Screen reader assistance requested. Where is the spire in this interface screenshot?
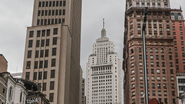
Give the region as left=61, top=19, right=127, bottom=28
left=101, top=18, right=106, bottom=37
left=180, top=5, right=182, bottom=10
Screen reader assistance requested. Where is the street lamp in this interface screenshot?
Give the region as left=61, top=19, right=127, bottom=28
left=142, top=7, right=149, bottom=104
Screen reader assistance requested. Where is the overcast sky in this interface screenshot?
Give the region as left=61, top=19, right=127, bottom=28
left=0, top=0, right=185, bottom=78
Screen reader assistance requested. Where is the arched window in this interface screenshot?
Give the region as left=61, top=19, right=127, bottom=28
left=8, top=87, right=13, bottom=101
left=131, top=49, right=134, bottom=54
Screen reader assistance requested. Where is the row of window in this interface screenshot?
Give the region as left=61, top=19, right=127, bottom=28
left=28, top=38, right=57, bottom=48
left=131, top=55, right=172, bottom=60
left=132, top=91, right=175, bottom=97
left=131, top=62, right=173, bottom=67
left=173, top=26, right=183, bottom=31
left=38, top=81, right=55, bottom=91
left=131, top=76, right=175, bottom=82
left=133, top=83, right=175, bottom=89
left=27, top=48, right=57, bottom=59
left=131, top=69, right=174, bottom=74
left=38, top=1, right=66, bottom=7
left=26, top=59, right=56, bottom=69
left=29, top=28, right=58, bottom=38
left=38, top=9, right=65, bottom=16
left=174, top=41, right=184, bottom=45
left=132, top=98, right=175, bottom=103
left=131, top=48, right=171, bottom=54
left=37, top=18, right=65, bottom=26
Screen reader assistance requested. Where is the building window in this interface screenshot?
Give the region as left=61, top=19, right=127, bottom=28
left=174, top=41, right=176, bottom=45
left=28, top=40, right=33, bottom=48
left=40, top=50, right=44, bottom=57
left=176, top=59, right=179, bottom=64
left=182, top=41, right=184, bottom=45
left=43, top=71, right=47, bottom=79
left=34, top=61, right=38, bottom=69
left=51, top=59, right=56, bottom=67
left=26, top=61, right=31, bottom=69
left=25, top=72, right=30, bottom=80
left=27, top=50, right=32, bottom=58
left=49, top=93, right=54, bottom=102
left=45, top=49, right=49, bottom=57
left=53, top=37, right=57, bottom=45
left=171, top=69, right=173, bottom=74
left=46, top=39, right=50, bottom=46
left=47, top=29, right=50, bottom=36
left=33, top=72, right=37, bottom=80
left=51, top=70, right=55, bottom=78
left=36, top=40, right=40, bottom=47
left=39, top=61, right=43, bottom=68
left=41, top=39, right=45, bottom=47
left=8, top=87, right=13, bottom=101
left=50, top=81, right=55, bottom=90
left=37, top=30, right=41, bottom=37
left=44, top=60, right=48, bottom=68
left=63, top=9, right=65, bottom=15
left=35, top=50, right=39, bottom=58
left=52, top=48, right=57, bottom=56
left=38, top=72, right=42, bottom=80
left=29, top=31, right=34, bottom=37
left=53, top=28, right=58, bottom=35
left=43, top=83, right=47, bottom=91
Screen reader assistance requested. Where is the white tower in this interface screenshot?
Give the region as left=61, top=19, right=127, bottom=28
left=86, top=19, right=122, bottom=104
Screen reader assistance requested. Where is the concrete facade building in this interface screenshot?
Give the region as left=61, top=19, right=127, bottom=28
left=86, top=24, right=122, bottom=104
left=171, top=9, right=185, bottom=104
left=123, top=0, right=178, bottom=104
left=0, top=54, right=7, bottom=73
left=22, top=0, right=82, bottom=104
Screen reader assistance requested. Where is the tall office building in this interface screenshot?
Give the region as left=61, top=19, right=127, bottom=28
left=22, top=0, right=82, bottom=104
left=171, top=9, right=185, bottom=104
left=123, top=0, right=178, bottom=104
left=86, top=22, right=122, bottom=104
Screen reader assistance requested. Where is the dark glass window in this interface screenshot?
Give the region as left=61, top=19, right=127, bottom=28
left=44, top=19, right=47, bottom=25
left=37, top=19, right=40, bottom=25
left=49, top=93, right=54, bottom=102
left=46, top=39, right=50, bottom=46
left=55, top=19, right=58, bottom=24
left=53, top=1, right=55, bottom=6
left=169, top=55, right=172, bottom=60
left=42, top=10, right=44, bottom=16
left=47, top=29, right=50, bottom=36
left=36, top=40, right=40, bottom=47
left=49, top=1, right=52, bottom=7
left=50, top=81, right=55, bottom=90
left=51, top=59, right=56, bottom=67
left=56, top=1, right=59, bottom=6
left=44, top=60, right=48, bottom=68
left=34, top=61, right=38, bottom=69
left=183, top=53, right=185, bottom=57
left=41, top=39, right=45, bottom=47
left=44, top=71, right=47, bottom=79
left=52, top=10, right=55, bottom=15
left=35, top=50, right=39, bottom=58
left=42, top=1, right=45, bottom=7
left=43, top=83, right=47, bottom=91
left=63, top=1, right=66, bottom=6
left=53, top=28, right=58, bottom=35
left=39, top=2, right=41, bottom=7
left=38, top=72, right=42, bottom=80
left=29, top=31, right=34, bottom=37
left=37, top=30, right=41, bottom=37
left=171, top=69, right=173, bottom=74
left=33, top=72, right=37, bottom=80
left=182, top=41, right=184, bottom=45
left=51, top=70, right=55, bottom=78
left=45, top=49, right=49, bottom=57
left=42, top=30, right=45, bottom=37
left=60, top=1, right=62, bottom=6
left=52, top=19, right=54, bottom=24
left=27, top=50, right=32, bottom=58
left=53, top=37, right=57, bottom=45
left=63, top=9, right=65, bottom=15
left=59, top=10, right=62, bottom=15
left=39, top=61, right=43, bottom=68
left=175, top=53, right=178, bottom=57
left=26, top=61, right=31, bottom=69
left=49, top=10, right=51, bottom=15
left=25, top=72, right=30, bottom=80
left=56, top=10, right=58, bottom=15
left=48, top=19, right=50, bottom=24
left=28, top=40, right=33, bottom=48
left=40, top=50, right=44, bottom=57
left=62, top=18, right=65, bottom=23
left=176, top=65, right=179, bottom=70
left=52, top=48, right=57, bottom=56
left=46, top=1, right=48, bottom=7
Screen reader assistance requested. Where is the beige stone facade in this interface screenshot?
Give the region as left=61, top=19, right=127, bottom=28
left=0, top=54, right=7, bottom=73
left=22, top=0, right=82, bottom=104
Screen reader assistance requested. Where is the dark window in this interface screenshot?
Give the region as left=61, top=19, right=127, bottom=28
left=29, top=31, right=34, bottom=37
left=181, top=37, right=183, bottom=40
left=45, top=49, right=49, bottom=57
left=50, top=81, right=55, bottom=90
left=49, top=10, right=51, bottom=15
left=165, top=98, right=167, bottom=103
left=156, top=55, right=159, bottom=60
left=41, top=39, right=45, bottom=47
left=56, top=10, right=58, bottom=15
left=169, top=55, right=172, bottom=60
left=162, top=62, right=165, bottom=67
left=33, top=72, right=37, bottom=80
left=59, top=10, right=62, bottom=15
left=27, top=50, right=32, bottom=58
left=39, top=61, right=43, bottom=68
left=47, top=29, right=50, bottom=36
left=170, top=62, right=173, bottom=67
left=44, top=71, right=47, bottom=79
left=183, top=53, right=185, bottom=57
left=63, top=9, right=65, bottom=15
left=60, top=1, right=62, bottom=6
left=175, top=53, right=178, bottom=57
left=28, top=40, right=33, bottom=48
left=34, top=61, right=38, bottom=69
left=174, top=41, right=176, bottom=45
left=46, top=1, right=48, bottom=7
left=36, top=40, right=40, bottom=47
left=44, top=60, right=48, bottom=68
left=173, top=98, right=176, bottom=103
left=44, top=19, right=47, bottom=25
left=43, top=83, right=47, bottom=91
left=48, top=19, right=50, bottom=24
left=25, top=72, right=30, bottom=80
left=151, top=69, right=154, bottom=74
left=40, top=50, right=44, bottom=57
left=62, top=18, right=65, bottom=23
left=162, top=69, right=165, bottom=74
left=55, top=19, right=58, bottom=24
left=172, top=91, right=175, bottom=96
left=41, top=19, right=43, bottom=25
left=38, top=72, right=42, bottom=80
left=37, top=19, right=40, bottom=25
left=182, top=47, right=185, bottom=51
left=37, top=30, right=41, bottom=37
left=46, top=39, right=50, bottom=46
left=180, top=27, right=182, bottom=31
left=156, top=62, right=159, bottom=67
left=42, top=10, right=44, bottom=16
left=35, top=50, right=39, bottom=58
left=52, top=48, right=57, bottom=56
left=176, top=65, right=179, bottom=70
left=52, top=10, right=55, bottom=15
left=139, top=55, right=142, bottom=59
left=42, top=30, right=45, bottom=37
left=39, top=2, right=42, bottom=7
left=49, top=1, right=52, bottom=7
left=182, top=41, right=184, bottom=45
left=51, top=70, right=55, bottom=78
left=171, top=69, right=173, bottom=74
left=53, top=28, right=58, bottom=35
left=173, top=32, right=176, bottom=35
left=184, top=66, right=185, bottom=70
left=26, top=61, right=31, bottom=69
left=63, top=1, right=66, bottom=6
left=56, top=1, right=59, bottom=6
left=52, top=19, right=54, bottom=24
left=53, top=37, right=57, bottom=45
left=3, top=88, right=5, bottom=94
left=161, top=55, right=164, bottom=60
left=42, top=1, right=45, bottom=7
left=59, top=19, right=61, bottom=23
left=51, top=59, right=56, bottom=67
left=174, top=36, right=176, bottom=39
left=49, top=93, right=54, bottom=102
left=53, top=1, right=55, bottom=6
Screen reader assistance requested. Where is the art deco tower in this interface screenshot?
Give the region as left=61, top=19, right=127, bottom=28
left=22, top=0, right=82, bottom=104
left=86, top=21, right=122, bottom=104
left=123, top=0, right=178, bottom=104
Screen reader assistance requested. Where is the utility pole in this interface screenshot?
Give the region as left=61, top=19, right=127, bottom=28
left=142, top=7, right=149, bottom=104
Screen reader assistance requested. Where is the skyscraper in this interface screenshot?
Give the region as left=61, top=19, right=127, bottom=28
left=22, top=0, right=82, bottom=104
left=86, top=20, right=122, bottom=104
left=171, top=9, right=185, bottom=104
left=123, top=0, right=178, bottom=103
